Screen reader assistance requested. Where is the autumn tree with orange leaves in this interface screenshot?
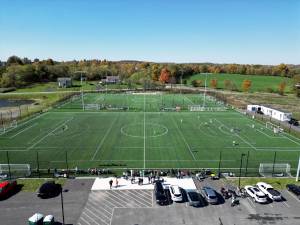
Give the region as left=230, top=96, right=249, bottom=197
left=278, top=81, right=286, bottom=95
left=242, top=79, right=252, bottom=92
left=159, top=68, right=170, bottom=83
left=210, top=79, right=218, bottom=89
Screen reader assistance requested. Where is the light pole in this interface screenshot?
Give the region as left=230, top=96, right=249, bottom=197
left=75, top=71, right=86, bottom=86
left=60, top=188, right=65, bottom=225
left=202, top=73, right=208, bottom=108
left=238, top=153, right=246, bottom=190
left=218, top=150, right=222, bottom=177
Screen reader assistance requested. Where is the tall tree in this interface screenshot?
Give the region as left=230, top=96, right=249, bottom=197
left=242, top=79, right=252, bottom=92
left=210, top=79, right=218, bottom=88
left=278, top=81, right=286, bottom=95
left=159, top=68, right=170, bottom=83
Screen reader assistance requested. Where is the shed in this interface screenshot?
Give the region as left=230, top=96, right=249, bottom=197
left=58, top=77, right=72, bottom=88
left=101, top=76, right=120, bottom=84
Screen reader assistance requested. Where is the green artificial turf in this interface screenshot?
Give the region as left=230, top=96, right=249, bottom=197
left=0, top=93, right=299, bottom=175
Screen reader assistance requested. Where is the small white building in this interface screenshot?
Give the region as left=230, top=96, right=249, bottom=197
left=247, top=105, right=292, bottom=122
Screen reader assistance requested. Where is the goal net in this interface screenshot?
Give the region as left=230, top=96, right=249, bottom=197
left=259, top=163, right=291, bottom=177
left=0, top=164, right=31, bottom=178
left=266, top=122, right=283, bottom=134
left=85, top=104, right=100, bottom=110
left=188, top=105, right=227, bottom=112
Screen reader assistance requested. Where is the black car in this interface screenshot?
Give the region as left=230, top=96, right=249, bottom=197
left=37, top=181, right=62, bottom=198
left=288, top=118, right=299, bottom=126
left=286, top=184, right=300, bottom=198
left=154, top=181, right=168, bottom=205
left=186, top=191, right=202, bottom=207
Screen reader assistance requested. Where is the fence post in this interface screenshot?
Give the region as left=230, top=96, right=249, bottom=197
left=36, top=151, right=40, bottom=178
left=218, top=150, right=222, bottom=177
left=6, top=151, right=11, bottom=180
left=65, top=151, right=69, bottom=172
left=272, top=151, right=277, bottom=176
left=245, top=151, right=250, bottom=177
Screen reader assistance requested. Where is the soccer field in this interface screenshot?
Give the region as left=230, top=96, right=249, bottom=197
left=0, top=93, right=300, bottom=175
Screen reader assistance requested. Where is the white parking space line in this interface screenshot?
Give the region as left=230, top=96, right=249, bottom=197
left=105, top=191, right=136, bottom=207
left=128, top=190, right=153, bottom=206
left=282, top=201, right=290, bottom=208
left=85, top=207, right=108, bottom=224
left=82, top=211, right=101, bottom=225
left=116, top=190, right=151, bottom=207
left=78, top=216, right=92, bottom=225
left=88, top=200, right=113, bottom=216
left=90, top=194, right=117, bottom=209
left=101, top=192, right=128, bottom=207
left=85, top=202, right=112, bottom=220
left=286, top=191, right=300, bottom=203
left=247, top=197, right=256, bottom=208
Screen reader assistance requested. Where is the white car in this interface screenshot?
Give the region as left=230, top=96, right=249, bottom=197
left=245, top=185, right=268, bottom=203
left=257, top=182, right=282, bottom=201
left=169, top=185, right=183, bottom=202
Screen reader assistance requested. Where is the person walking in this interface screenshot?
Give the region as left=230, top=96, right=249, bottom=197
left=109, top=179, right=113, bottom=189
left=115, top=178, right=119, bottom=188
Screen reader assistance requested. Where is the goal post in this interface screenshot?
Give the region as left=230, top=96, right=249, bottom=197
left=84, top=104, right=100, bottom=110
left=265, top=122, right=283, bottom=134
left=259, top=163, right=291, bottom=177
left=0, top=164, right=31, bottom=178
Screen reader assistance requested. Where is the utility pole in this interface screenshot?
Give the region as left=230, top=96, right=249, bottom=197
left=296, top=155, right=300, bottom=182
left=238, top=153, right=246, bottom=190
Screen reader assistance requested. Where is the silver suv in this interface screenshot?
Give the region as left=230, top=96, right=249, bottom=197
left=201, top=186, right=218, bottom=204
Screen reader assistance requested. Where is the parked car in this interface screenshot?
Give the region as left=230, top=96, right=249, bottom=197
left=28, top=213, right=44, bottom=225
left=37, top=181, right=62, bottom=198
left=0, top=180, right=17, bottom=198
left=43, top=215, right=55, bottom=225
left=169, top=185, right=183, bottom=202
left=201, top=186, right=218, bottom=204
left=289, top=118, right=299, bottom=126
left=245, top=185, right=268, bottom=203
left=154, top=181, right=168, bottom=205
left=186, top=191, right=202, bottom=207
left=286, top=184, right=300, bottom=199
left=257, top=182, right=282, bottom=201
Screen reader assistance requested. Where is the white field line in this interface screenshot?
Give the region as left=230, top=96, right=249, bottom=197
left=214, top=118, right=258, bottom=151
left=283, top=135, right=300, bottom=146
left=171, top=116, right=196, bottom=160
left=183, top=95, right=195, bottom=104
left=9, top=123, right=38, bottom=139
left=91, top=116, right=118, bottom=161
left=144, top=93, right=146, bottom=169
left=26, top=117, right=74, bottom=150
left=0, top=112, right=48, bottom=136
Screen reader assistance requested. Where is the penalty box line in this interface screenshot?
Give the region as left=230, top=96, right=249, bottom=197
left=26, top=117, right=74, bottom=150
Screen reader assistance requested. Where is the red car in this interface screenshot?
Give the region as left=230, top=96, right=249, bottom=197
left=0, top=180, right=17, bottom=198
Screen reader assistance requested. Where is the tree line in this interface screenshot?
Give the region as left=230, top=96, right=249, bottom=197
left=0, top=56, right=299, bottom=94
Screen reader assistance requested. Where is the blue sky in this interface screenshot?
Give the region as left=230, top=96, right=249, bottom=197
left=0, top=0, right=299, bottom=64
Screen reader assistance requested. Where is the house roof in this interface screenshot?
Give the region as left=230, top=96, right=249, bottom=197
left=57, top=77, right=72, bottom=81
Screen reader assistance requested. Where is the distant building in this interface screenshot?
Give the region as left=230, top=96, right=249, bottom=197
left=101, top=76, right=120, bottom=84
left=58, top=77, right=72, bottom=88
left=247, top=105, right=292, bottom=122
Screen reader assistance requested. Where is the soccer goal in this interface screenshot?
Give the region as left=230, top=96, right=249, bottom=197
left=0, top=164, right=31, bottom=178
left=85, top=104, right=100, bottom=110
left=189, top=105, right=204, bottom=111
left=259, top=163, right=291, bottom=177
left=266, top=122, right=283, bottom=134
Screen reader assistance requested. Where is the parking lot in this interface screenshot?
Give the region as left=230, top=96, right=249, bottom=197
left=0, top=177, right=299, bottom=225
left=77, top=178, right=300, bottom=225
left=0, top=179, right=94, bottom=225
